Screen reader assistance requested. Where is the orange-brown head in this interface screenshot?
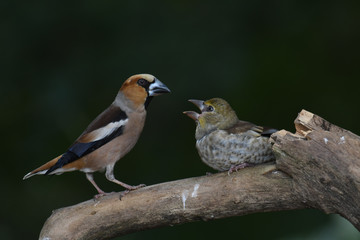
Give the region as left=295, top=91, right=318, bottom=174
left=117, top=74, right=170, bottom=111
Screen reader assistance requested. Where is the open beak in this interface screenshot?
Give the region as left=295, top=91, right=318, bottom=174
left=149, top=78, right=171, bottom=96
left=183, top=111, right=200, bottom=121
left=183, top=99, right=205, bottom=121
left=188, top=99, right=206, bottom=111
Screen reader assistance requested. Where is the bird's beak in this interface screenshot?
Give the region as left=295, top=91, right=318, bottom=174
left=183, top=99, right=205, bottom=121
left=188, top=99, right=206, bottom=112
left=183, top=111, right=200, bottom=121
left=149, top=78, right=171, bottom=96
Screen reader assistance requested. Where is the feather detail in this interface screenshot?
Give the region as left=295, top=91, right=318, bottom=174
left=225, top=121, right=257, bottom=134
left=45, top=106, right=129, bottom=175
left=78, top=119, right=128, bottom=143
left=23, top=155, right=61, bottom=179
left=46, top=121, right=126, bottom=175
left=79, top=105, right=127, bottom=138
left=196, top=129, right=275, bottom=171
left=261, top=127, right=278, bottom=137
left=226, top=121, right=277, bottom=137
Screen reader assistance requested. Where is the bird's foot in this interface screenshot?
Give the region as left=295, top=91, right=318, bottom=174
left=119, top=190, right=130, bottom=200
left=127, top=183, right=146, bottom=190
left=228, top=163, right=254, bottom=175
left=94, top=193, right=106, bottom=199
left=119, top=184, right=146, bottom=200
left=93, top=191, right=117, bottom=199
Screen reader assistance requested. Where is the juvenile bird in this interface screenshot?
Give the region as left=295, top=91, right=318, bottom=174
left=184, top=98, right=276, bottom=173
left=23, top=74, right=170, bottom=197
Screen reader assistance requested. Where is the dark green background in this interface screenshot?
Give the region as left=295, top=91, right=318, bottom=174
left=1, top=1, right=359, bottom=239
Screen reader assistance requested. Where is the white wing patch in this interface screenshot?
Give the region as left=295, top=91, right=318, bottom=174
left=88, top=119, right=128, bottom=142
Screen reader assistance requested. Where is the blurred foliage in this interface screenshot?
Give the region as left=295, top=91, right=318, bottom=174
left=1, top=0, right=359, bottom=239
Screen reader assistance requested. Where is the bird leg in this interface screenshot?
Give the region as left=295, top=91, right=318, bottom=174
left=228, top=163, right=255, bottom=175
left=105, top=165, right=146, bottom=192
left=86, top=173, right=107, bottom=198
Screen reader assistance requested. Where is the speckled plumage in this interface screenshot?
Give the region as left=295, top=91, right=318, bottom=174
left=184, top=98, right=276, bottom=172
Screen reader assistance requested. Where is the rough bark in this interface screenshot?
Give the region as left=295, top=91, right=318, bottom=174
left=271, top=110, right=360, bottom=229
left=39, top=164, right=300, bottom=240
left=39, top=110, right=360, bottom=239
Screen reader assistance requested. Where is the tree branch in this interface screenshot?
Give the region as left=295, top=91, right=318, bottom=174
left=40, top=164, right=302, bottom=240
left=39, top=110, right=360, bottom=239
left=271, top=110, right=360, bottom=229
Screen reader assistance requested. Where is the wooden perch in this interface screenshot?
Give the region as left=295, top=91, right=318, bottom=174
left=271, top=110, right=360, bottom=229
left=39, top=110, right=360, bottom=239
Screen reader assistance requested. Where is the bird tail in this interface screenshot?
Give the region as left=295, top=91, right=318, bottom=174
left=23, top=155, right=62, bottom=180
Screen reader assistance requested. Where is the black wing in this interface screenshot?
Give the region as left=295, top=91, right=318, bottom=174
left=46, top=105, right=127, bottom=174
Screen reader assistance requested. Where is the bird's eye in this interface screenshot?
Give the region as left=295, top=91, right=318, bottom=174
left=207, top=106, right=214, bottom=112
left=137, top=79, right=146, bottom=86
